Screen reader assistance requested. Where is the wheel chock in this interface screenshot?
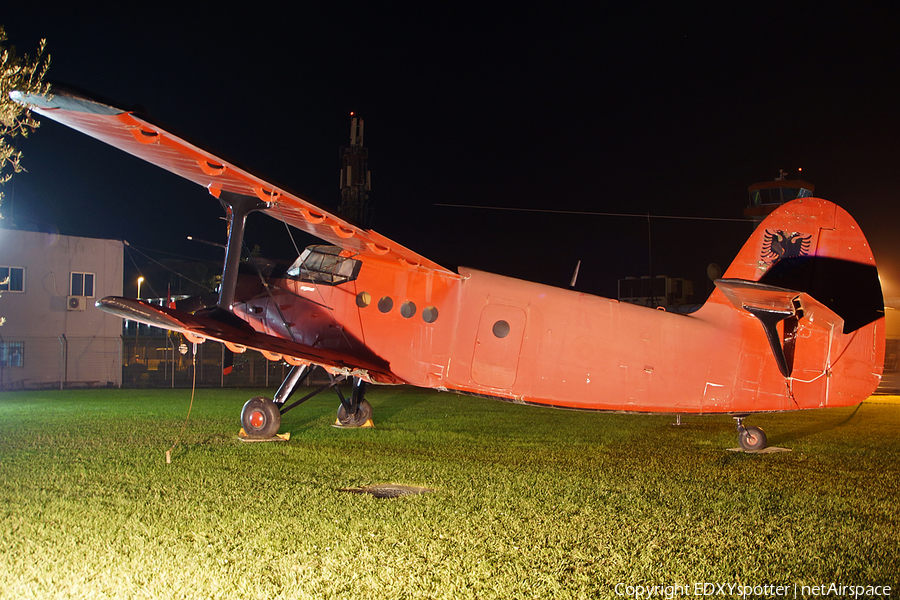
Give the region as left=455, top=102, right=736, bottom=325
left=332, top=418, right=375, bottom=429
left=238, top=428, right=291, bottom=442
left=726, top=446, right=790, bottom=454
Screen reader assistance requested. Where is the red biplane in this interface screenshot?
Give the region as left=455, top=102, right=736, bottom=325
left=12, top=88, right=885, bottom=450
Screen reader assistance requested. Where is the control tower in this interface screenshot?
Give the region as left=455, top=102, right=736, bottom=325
left=338, top=113, right=372, bottom=226
left=744, top=169, right=814, bottom=228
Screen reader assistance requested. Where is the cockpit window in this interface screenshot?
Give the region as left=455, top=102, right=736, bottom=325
left=287, top=245, right=362, bottom=286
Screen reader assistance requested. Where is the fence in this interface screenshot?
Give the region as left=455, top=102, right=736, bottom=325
left=122, top=333, right=330, bottom=388
left=0, top=332, right=330, bottom=391
left=0, top=336, right=121, bottom=390
left=15, top=333, right=899, bottom=392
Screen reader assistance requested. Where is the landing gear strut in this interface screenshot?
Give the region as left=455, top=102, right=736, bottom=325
left=239, top=366, right=374, bottom=438
left=734, top=415, right=768, bottom=451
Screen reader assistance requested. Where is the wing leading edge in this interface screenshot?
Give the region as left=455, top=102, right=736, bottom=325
left=96, top=296, right=401, bottom=384
left=11, top=88, right=454, bottom=275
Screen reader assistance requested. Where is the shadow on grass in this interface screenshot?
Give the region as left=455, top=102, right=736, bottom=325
left=273, top=386, right=434, bottom=433
left=365, top=390, right=432, bottom=425
left=765, top=403, right=863, bottom=447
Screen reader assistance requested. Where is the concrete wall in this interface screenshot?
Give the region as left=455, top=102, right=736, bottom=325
left=0, top=229, right=124, bottom=388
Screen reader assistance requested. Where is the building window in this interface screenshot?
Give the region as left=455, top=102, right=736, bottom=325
left=0, top=266, right=25, bottom=292
left=0, top=342, right=24, bottom=367
left=71, top=272, right=95, bottom=297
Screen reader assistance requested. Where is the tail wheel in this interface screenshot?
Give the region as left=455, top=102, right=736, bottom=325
left=241, top=396, right=281, bottom=438
left=738, top=425, right=767, bottom=452
left=336, top=399, right=373, bottom=428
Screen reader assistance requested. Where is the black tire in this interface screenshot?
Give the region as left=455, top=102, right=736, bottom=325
left=241, top=396, right=281, bottom=438
left=336, top=399, right=373, bottom=428
left=738, top=426, right=767, bottom=452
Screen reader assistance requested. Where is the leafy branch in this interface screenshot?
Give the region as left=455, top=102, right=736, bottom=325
left=0, top=25, right=50, bottom=216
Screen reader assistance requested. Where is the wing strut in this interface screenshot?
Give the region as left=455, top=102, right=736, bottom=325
left=216, top=191, right=270, bottom=311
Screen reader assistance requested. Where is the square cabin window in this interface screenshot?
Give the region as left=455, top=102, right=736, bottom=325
left=0, top=266, right=24, bottom=292
left=71, top=272, right=95, bottom=297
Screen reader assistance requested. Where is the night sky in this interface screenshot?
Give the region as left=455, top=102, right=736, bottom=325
left=4, top=4, right=900, bottom=300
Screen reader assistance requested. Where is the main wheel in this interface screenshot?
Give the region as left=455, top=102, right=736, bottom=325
left=336, top=399, right=373, bottom=428
left=738, top=425, right=767, bottom=452
left=241, top=396, right=281, bottom=438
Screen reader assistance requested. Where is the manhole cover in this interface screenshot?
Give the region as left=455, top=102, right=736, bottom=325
left=340, top=483, right=434, bottom=498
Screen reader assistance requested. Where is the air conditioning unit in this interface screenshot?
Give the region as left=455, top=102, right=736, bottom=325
left=67, top=295, right=87, bottom=311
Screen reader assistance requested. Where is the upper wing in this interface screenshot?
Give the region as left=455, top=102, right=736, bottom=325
left=11, top=88, right=453, bottom=274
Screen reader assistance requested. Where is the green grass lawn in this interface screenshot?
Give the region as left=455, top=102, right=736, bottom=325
left=0, top=387, right=898, bottom=599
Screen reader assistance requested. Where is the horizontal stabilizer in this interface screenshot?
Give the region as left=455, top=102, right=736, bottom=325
left=96, top=297, right=400, bottom=384
left=715, top=279, right=844, bottom=377
left=715, top=278, right=844, bottom=331
left=716, top=278, right=799, bottom=313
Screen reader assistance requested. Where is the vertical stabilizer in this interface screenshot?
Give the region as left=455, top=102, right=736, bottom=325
left=713, top=198, right=883, bottom=335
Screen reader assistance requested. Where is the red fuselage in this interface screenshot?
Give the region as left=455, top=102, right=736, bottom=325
left=234, top=199, right=884, bottom=414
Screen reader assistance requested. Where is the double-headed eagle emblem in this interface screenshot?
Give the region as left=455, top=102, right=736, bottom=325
left=761, top=230, right=812, bottom=265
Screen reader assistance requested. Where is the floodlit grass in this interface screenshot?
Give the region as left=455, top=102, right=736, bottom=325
left=0, top=387, right=898, bottom=599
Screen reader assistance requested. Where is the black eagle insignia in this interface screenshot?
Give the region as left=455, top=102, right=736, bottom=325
left=761, top=230, right=812, bottom=264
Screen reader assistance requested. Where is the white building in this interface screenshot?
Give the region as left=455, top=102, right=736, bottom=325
left=0, top=228, right=124, bottom=389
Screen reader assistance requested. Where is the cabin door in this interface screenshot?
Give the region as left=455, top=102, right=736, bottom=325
left=471, top=304, right=527, bottom=389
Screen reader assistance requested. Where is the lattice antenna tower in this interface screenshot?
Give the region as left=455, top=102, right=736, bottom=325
left=338, top=113, right=372, bottom=226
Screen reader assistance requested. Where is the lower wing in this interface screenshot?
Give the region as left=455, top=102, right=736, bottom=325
left=97, top=297, right=401, bottom=384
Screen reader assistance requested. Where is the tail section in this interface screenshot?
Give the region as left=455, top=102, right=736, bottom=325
left=707, top=197, right=884, bottom=408
left=714, top=197, right=883, bottom=335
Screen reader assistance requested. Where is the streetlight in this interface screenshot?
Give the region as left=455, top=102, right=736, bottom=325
left=135, top=276, right=145, bottom=366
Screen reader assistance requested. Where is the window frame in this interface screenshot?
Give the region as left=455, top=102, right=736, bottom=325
left=286, top=245, right=362, bottom=286
left=70, top=272, right=96, bottom=298
left=0, top=266, right=25, bottom=293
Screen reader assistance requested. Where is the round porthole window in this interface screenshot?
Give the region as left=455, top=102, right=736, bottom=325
left=492, top=320, right=510, bottom=338
left=356, top=291, right=371, bottom=308
left=378, top=296, right=394, bottom=313
left=422, top=306, right=439, bottom=323
left=400, top=301, right=417, bottom=319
